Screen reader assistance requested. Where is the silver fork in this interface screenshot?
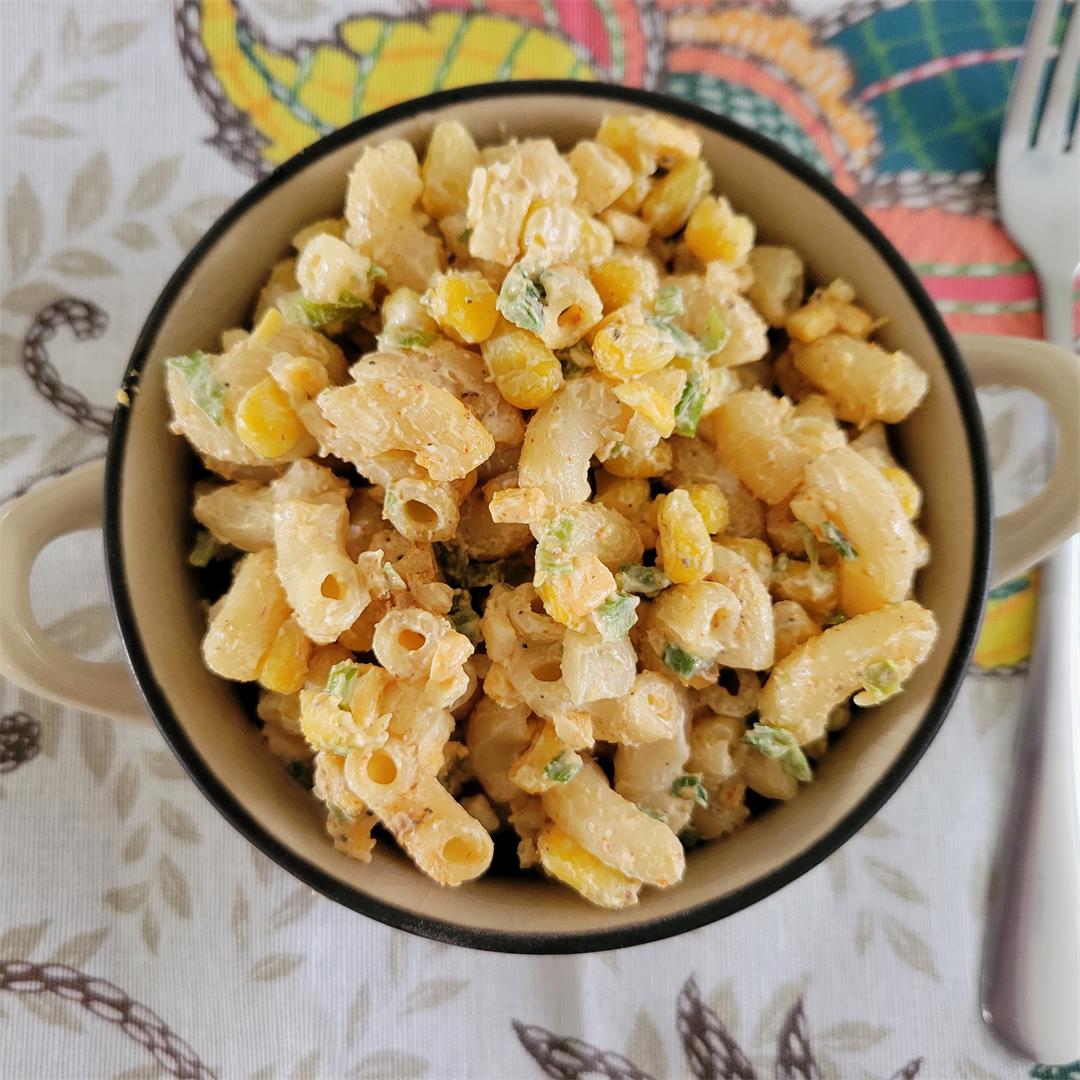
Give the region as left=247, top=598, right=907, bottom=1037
left=980, top=0, right=1080, bottom=1065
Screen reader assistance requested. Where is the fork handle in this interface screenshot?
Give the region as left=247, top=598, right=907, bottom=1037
left=981, top=533, right=1080, bottom=1065
left=1039, top=269, right=1078, bottom=352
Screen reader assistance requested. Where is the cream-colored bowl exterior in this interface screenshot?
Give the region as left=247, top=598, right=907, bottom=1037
left=107, top=87, right=988, bottom=950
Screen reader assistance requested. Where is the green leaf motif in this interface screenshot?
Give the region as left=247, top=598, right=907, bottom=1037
left=616, top=564, right=670, bottom=598
left=661, top=642, right=707, bottom=680
left=167, top=351, right=224, bottom=423
left=822, top=520, right=857, bottom=560
left=673, top=369, right=706, bottom=437
left=544, top=753, right=580, bottom=784
left=497, top=263, right=545, bottom=335
left=743, top=723, right=812, bottom=782
left=594, top=591, right=639, bottom=640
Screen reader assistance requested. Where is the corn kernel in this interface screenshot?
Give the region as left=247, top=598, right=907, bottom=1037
left=641, top=158, right=713, bottom=238
left=249, top=307, right=285, bottom=347
left=258, top=617, right=314, bottom=694
left=716, top=537, right=773, bottom=585
left=684, top=195, right=756, bottom=265
left=538, top=824, right=640, bottom=909
left=489, top=486, right=550, bottom=524
left=594, top=473, right=651, bottom=520
left=881, top=466, right=922, bottom=519
left=538, top=553, right=616, bottom=629
left=597, top=115, right=654, bottom=174
left=614, top=380, right=676, bottom=437
left=481, top=325, right=563, bottom=409
left=602, top=438, right=673, bottom=479
left=592, top=320, right=676, bottom=382
left=510, top=722, right=580, bottom=794
left=686, top=483, right=729, bottom=534
left=590, top=254, right=659, bottom=313
left=425, top=271, right=498, bottom=344
left=235, top=377, right=305, bottom=458
left=656, top=488, right=713, bottom=583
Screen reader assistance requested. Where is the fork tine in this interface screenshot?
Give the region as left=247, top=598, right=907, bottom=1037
left=1003, top=0, right=1062, bottom=144
left=1037, top=0, right=1080, bottom=149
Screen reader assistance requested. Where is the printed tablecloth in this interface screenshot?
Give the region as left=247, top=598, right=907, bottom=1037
left=1, top=2, right=1074, bottom=1078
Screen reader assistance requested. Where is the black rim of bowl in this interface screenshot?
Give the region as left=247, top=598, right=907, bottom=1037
left=104, top=80, right=992, bottom=954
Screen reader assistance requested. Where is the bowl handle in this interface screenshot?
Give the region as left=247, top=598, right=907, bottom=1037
left=958, top=333, right=1080, bottom=588
left=0, top=458, right=148, bottom=724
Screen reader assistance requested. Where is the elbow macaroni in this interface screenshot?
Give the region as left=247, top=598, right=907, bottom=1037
left=168, top=113, right=938, bottom=907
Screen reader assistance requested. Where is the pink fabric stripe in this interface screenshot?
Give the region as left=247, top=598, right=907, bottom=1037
left=858, top=46, right=1025, bottom=103
left=921, top=271, right=1039, bottom=304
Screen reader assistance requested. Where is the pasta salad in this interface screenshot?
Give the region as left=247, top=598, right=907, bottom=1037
left=166, top=113, right=938, bottom=908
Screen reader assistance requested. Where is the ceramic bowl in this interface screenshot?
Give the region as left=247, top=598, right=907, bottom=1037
left=3, top=82, right=1078, bottom=953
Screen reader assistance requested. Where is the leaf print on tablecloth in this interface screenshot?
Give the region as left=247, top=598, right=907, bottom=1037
left=0, top=960, right=213, bottom=1077
left=818, top=1022, right=890, bottom=1052
left=122, top=823, right=150, bottom=863
left=0, top=435, right=33, bottom=465
left=0, top=712, right=41, bottom=774
left=1, top=332, right=20, bottom=367
left=516, top=976, right=926, bottom=1080
left=6, top=175, right=44, bottom=278
left=45, top=927, right=109, bottom=967
left=12, top=51, right=43, bottom=107
left=47, top=247, right=119, bottom=277
left=677, top=975, right=755, bottom=1080
left=249, top=953, right=303, bottom=982
left=143, top=748, right=185, bottom=780
left=61, top=8, right=81, bottom=60
left=112, top=221, right=158, bottom=251
left=15, top=116, right=76, bottom=138
left=350, top=1051, right=429, bottom=1080
left=126, top=157, right=182, bottom=212
left=19, top=990, right=83, bottom=1031
left=53, top=79, right=113, bottom=103
left=104, top=881, right=149, bottom=914
left=346, top=983, right=371, bottom=1047
left=0, top=921, right=49, bottom=960
left=268, top=887, right=316, bottom=930
left=404, top=978, right=468, bottom=1016
left=87, top=21, right=144, bottom=56
left=231, top=883, right=250, bottom=956
left=753, top=977, right=807, bottom=1051
left=290, top=1050, right=321, bottom=1080
left=775, top=999, right=820, bottom=1080
left=159, top=800, right=201, bottom=844
left=513, top=1021, right=654, bottom=1080
left=141, top=907, right=161, bottom=955
left=825, top=851, right=847, bottom=897
left=892, top=1060, right=924, bottom=1080
left=863, top=857, right=926, bottom=904
left=707, top=978, right=740, bottom=1048
left=2, top=281, right=63, bottom=316
left=881, top=915, right=939, bottom=981
left=114, top=760, right=139, bottom=820
left=627, top=1010, right=667, bottom=1079
left=80, top=715, right=116, bottom=783
left=158, top=856, right=192, bottom=918
left=66, top=151, right=112, bottom=235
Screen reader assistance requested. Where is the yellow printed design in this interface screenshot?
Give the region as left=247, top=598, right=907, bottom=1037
left=180, top=0, right=595, bottom=175
left=972, top=572, right=1037, bottom=671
